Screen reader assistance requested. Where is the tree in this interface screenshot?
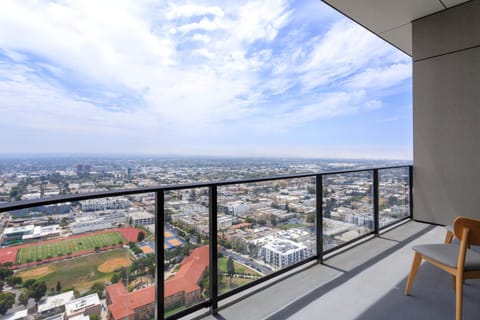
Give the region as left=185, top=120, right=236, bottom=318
left=56, top=281, right=62, bottom=293
left=306, top=213, right=315, bottom=224
left=226, top=257, right=235, bottom=287
left=60, top=217, right=68, bottom=227
left=270, top=215, right=277, bottom=227
left=111, top=273, right=120, bottom=284
left=6, top=276, right=22, bottom=287
left=0, top=267, right=13, bottom=281
left=30, top=281, right=47, bottom=303
left=18, top=289, right=29, bottom=307
left=0, top=292, right=15, bottom=315
left=87, top=282, right=105, bottom=299
left=200, top=270, right=209, bottom=297
left=137, top=231, right=145, bottom=242
left=119, top=267, right=128, bottom=285
left=165, top=209, right=173, bottom=223
left=22, top=279, right=36, bottom=289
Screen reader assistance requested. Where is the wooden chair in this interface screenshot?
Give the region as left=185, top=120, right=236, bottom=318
left=404, top=216, right=480, bottom=320
left=444, top=224, right=454, bottom=244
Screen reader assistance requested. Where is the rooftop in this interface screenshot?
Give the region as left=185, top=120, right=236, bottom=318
left=64, top=293, right=100, bottom=315
left=38, top=290, right=74, bottom=313
left=107, top=284, right=155, bottom=320
left=165, top=245, right=210, bottom=297
left=263, top=239, right=307, bottom=254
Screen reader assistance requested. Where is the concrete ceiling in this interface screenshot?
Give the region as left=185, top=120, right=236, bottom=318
left=321, top=0, right=471, bottom=56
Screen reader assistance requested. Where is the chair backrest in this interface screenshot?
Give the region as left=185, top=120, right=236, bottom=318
left=453, top=216, right=480, bottom=246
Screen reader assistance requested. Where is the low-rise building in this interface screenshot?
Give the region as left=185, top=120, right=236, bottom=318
left=81, top=197, right=130, bottom=212
left=261, top=238, right=309, bottom=269
left=70, top=212, right=127, bottom=234
left=106, top=284, right=155, bottom=320
left=3, top=309, right=28, bottom=320
left=1, top=224, right=60, bottom=245
left=64, top=293, right=101, bottom=320
left=37, top=291, right=74, bottom=318
left=128, top=211, right=155, bottom=226
left=164, top=245, right=209, bottom=310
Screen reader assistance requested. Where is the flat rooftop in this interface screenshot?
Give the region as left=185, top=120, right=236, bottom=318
left=192, top=221, right=480, bottom=320
left=38, top=290, right=74, bottom=313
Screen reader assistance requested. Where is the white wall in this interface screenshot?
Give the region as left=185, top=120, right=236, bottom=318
left=413, top=0, right=480, bottom=224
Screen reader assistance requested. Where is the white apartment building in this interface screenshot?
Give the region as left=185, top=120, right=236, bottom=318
left=81, top=197, right=130, bottom=212
left=261, top=238, right=309, bottom=269
left=225, top=201, right=249, bottom=216
left=218, top=215, right=234, bottom=229
left=128, top=211, right=155, bottom=226
left=70, top=212, right=127, bottom=234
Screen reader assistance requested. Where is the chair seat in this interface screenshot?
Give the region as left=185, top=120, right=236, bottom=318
left=413, top=244, right=480, bottom=271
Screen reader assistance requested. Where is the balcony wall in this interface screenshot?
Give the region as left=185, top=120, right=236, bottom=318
left=413, top=0, right=480, bottom=224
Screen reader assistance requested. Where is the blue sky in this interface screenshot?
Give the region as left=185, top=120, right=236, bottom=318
left=0, top=0, right=412, bottom=159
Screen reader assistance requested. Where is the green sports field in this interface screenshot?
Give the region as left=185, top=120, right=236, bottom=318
left=16, top=231, right=124, bottom=264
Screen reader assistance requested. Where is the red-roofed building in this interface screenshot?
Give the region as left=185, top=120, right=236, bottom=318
left=106, top=283, right=155, bottom=320
left=106, top=245, right=210, bottom=318
left=164, top=245, right=209, bottom=310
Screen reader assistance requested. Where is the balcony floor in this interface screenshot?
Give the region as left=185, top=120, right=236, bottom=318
left=195, top=221, right=480, bottom=320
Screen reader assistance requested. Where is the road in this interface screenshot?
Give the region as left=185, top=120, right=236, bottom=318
left=221, top=249, right=273, bottom=275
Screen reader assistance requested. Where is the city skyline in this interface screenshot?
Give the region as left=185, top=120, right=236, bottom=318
left=0, top=0, right=412, bottom=160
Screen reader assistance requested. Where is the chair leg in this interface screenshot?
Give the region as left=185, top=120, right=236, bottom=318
left=445, top=230, right=454, bottom=244
left=405, top=252, right=422, bottom=295
left=455, top=274, right=464, bottom=320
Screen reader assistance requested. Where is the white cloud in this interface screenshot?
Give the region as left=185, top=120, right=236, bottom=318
left=0, top=0, right=412, bottom=157
left=192, top=34, right=212, bottom=43
left=247, top=90, right=382, bottom=134
left=344, top=63, right=412, bottom=90
left=233, top=0, right=293, bottom=43
left=165, top=4, right=224, bottom=20
left=298, top=20, right=397, bottom=90
left=177, top=17, right=224, bottom=33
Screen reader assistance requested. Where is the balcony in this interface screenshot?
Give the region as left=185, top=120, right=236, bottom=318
left=0, top=165, right=415, bottom=319
left=197, top=220, right=480, bottom=320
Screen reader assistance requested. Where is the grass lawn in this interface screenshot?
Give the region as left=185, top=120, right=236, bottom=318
left=218, top=257, right=262, bottom=293
left=16, top=231, right=124, bottom=264
left=218, top=257, right=258, bottom=275
left=17, top=248, right=131, bottom=292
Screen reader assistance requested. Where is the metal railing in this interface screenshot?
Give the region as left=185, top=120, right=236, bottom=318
left=0, top=165, right=412, bottom=319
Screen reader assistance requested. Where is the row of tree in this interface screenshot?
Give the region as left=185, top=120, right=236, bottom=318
left=0, top=264, right=50, bottom=315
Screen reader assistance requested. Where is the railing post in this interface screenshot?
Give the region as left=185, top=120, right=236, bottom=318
left=409, top=165, right=413, bottom=219
left=316, top=174, right=323, bottom=263
left=373, top=169, right=379, bottom=235
left=155, top=190, right=165, bottom=320
left=209, top=185, right=219, bottom=313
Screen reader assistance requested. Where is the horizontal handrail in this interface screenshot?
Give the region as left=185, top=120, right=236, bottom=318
left=0, top=164, right=412, bottom=320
